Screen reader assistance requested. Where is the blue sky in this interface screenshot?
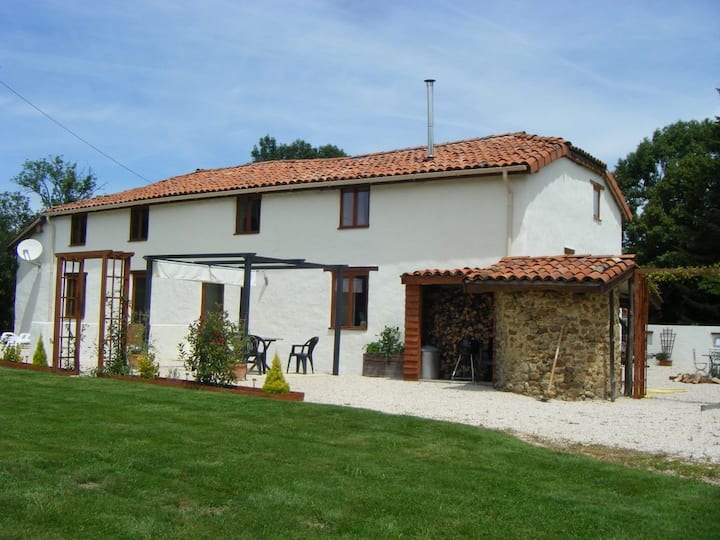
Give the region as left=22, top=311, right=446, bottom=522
left=1, top=0, right=718, bottom=209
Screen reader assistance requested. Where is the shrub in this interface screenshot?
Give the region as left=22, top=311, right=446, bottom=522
left=364, top=325, right=404, bottom=358
left=2, top=344, right=21, bottom=363
left=262, top=353, right=290, bottom=394
left=101, top=321, right=131, bottom=376
left=179, top=310, right=246, bottom=386
left=136, top=351, right=160, bottom=378
left=32, top=336, right=48, bottom=367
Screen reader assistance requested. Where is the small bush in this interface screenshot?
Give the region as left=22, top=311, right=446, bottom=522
left=136, top=352, right=160, bottom=378
left=364, top=325, right=404, bottom=358
left=2, top=344, right=21, bottom=363
left=32, top=336, right=48, bottom=367
left=262, top=353, right=290, bottom=394
left=179, top=309, right=246, bottom=386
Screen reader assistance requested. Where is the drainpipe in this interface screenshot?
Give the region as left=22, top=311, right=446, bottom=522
left=502, top=170, right=513, bottom=256
left=609, top=290, right=616, bottom=402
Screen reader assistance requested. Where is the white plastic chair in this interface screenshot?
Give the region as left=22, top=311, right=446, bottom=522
left=1, top=332, right=31, bottom=348
left=1, top=332, right=19, bottom=346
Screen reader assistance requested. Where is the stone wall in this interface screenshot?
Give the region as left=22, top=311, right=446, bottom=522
left=494, top=289, right=622, bottom=400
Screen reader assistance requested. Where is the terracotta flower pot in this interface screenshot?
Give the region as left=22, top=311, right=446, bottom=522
left=232, top=363, right=248, bottom=381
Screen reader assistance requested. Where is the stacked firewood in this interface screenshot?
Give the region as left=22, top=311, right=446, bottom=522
left=421, top=288, right=494, bottom=378
left=670, top=373, right=720, bottom=384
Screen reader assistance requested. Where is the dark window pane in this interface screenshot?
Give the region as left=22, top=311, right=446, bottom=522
left=236, top=195, right=261, bottom=233
left=341, top=191, right=354, bottom=227
left=130, top=207, right=149, bottom=241
left=356, top=189, right=369, bottom=226
left=70, top=214, right=87, bottom=245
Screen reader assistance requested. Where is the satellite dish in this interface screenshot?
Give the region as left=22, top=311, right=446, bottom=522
left=16, top=239, right=43, bottom=262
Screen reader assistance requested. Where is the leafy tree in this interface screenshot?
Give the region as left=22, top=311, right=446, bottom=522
left=12, top=155, right=98, bottom=209
left=251, top=135, right=346, bottom=162
left=0, top=191, right=34, bottom=330
left=614, top=118, right=720, bottom=323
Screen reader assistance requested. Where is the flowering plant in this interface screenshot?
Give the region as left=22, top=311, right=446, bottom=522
left=179, top=309, right=247, bottom=385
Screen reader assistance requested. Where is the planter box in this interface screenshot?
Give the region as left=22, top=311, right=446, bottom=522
left=102, top=374, right=305, bottom=401
left=362, top=353, right=404, bottom=379
left=0, top=362, right=303, bottom=401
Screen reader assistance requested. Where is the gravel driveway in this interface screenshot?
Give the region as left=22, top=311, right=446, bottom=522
left=266, top=365, right=720, bottom=464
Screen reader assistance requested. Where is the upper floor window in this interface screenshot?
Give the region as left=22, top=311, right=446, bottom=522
left=70, top=213, right=87, bottom=246
left=130, top=206, right=149, bottom=241
left=592, top=181, right=603, bottom=221
left=236, top=194, right=261, bottom=234
left=340, top=186, right=369, bottom=228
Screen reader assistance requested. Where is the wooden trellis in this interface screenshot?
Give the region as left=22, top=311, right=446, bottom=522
left=53, top=251, right=132, bottom=373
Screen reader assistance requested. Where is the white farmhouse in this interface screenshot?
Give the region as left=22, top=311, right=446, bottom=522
left=11, top=132, right=634, bottom=395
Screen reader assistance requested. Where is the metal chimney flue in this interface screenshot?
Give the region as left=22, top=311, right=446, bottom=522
left=424, top=79, right=435, bottom=160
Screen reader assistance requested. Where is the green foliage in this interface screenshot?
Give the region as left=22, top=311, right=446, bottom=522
left=364, top=325, right=404, bottom=358
left=2, top=344, right=22, bottom=362
left=262, top=352, right=290, bottom=394
left=615, top=118, right=720, bottom=267
left=251, top=135, right=347, bottom=162
left=0, top=191, right=34, bottom=330
left=615, top=118, right=720, bottom=323
left=136, top=351, right=159, bottom=379
left=31, top=336, right=48, bottom=367
left=12, top=155, right=98, bottom=209
left=179, top=310, right=246, bottom=386
left=100, top=321, right=131, bottom=376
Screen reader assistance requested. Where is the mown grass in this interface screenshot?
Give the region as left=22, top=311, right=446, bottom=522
left=1, top=367, right=718, bottom=539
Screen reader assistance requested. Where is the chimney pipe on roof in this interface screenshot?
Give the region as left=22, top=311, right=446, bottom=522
left=424, top=79, right=435, bottom=160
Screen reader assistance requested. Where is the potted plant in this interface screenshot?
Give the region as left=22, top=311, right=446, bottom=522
left=362, top=325, right=404, bottom=379
left=655, top=351, right=672, bottom=366
left=179, top=310, right=247, bottom=386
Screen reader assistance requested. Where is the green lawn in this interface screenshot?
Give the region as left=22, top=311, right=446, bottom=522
left=1, top=367, right=718, bottom=539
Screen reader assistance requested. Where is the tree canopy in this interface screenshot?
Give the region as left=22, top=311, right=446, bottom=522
left=614, top=118, right=720, bottom=323
left=12, top=155, right=98, bottom=210
left=251, top=135, right=347, bottom=162
left=0, top=191, right=34, bottom=330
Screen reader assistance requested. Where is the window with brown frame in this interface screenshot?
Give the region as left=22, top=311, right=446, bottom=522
left=236, top=194, right=261, bottom=234
left=70, top=213, right=87, bottom=246
left=131, top=271, right=148, bottom=323
left=330, top=269, right=369, bottom=329
left=201, top=282, right=224, bottom=319
left=64, top=272, right=87, bottom=319
left=592, top=181, right=603, bottom=221
left=340, top=186, right=369, bottom=228
left=130, top=206, right=149, bottom=241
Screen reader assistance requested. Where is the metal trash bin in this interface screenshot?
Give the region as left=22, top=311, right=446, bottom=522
left=421, top=345, right=440, bottom=379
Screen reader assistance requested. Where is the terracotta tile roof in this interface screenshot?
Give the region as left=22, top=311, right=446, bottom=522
left=49, top=132, right=629, bottom=216
left=402, top=255, right=636, bottom=289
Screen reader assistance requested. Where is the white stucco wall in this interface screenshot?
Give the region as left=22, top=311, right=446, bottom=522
left=646, top=324, right=720, bottom=374
left=14, top=158, right=628, bottom=376
left=512, top=160, right=623, bottom=256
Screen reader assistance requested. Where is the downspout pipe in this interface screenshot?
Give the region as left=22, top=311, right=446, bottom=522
left=502, top=169, right=513, bottom=256
left=609, top=290, right=616, bottom=402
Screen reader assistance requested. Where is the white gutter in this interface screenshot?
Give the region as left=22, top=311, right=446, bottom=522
left=503, top=169, right=513, bottom=256
left=48, top=164, right=529, bottom=216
